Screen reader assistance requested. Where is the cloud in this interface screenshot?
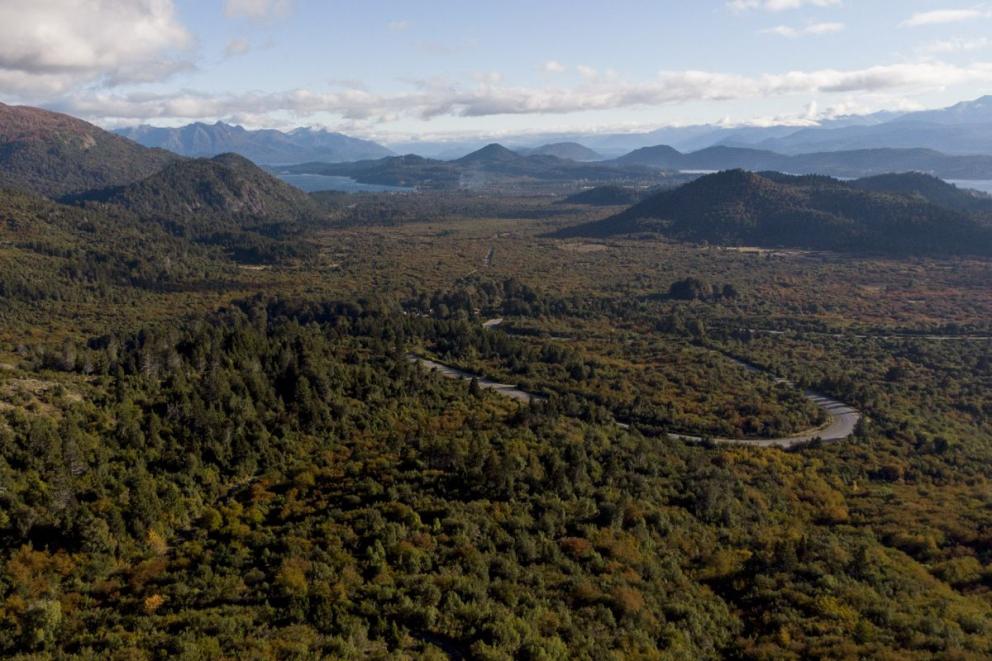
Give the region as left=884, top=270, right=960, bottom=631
left=739, top=95, right=925, bottom=127
left=473, top=71, right=504, bottom=85
left=57, top=60, right=992, bottom=126
left=225, top=38, right=252, bottom=57
left=0, top=0, right=192, bottom=97
left=387, top=20, right=410, bottom=31
left=576, top=65, right=598, bottom=80
left=224, top=0, right=292, bottom=19
left=543, top=60, right=566, bottom=73
left=901, top=9, right=989, bottom=27
left=763, top=22, right=845, bottom=37
left=730, top=0, right=842, bottom=11
left=922, top=36, right=991, bottom=53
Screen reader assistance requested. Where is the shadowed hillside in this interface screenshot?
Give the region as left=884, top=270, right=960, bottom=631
left=554, top=170, right=992, bottom=255
left=852, top=172, right=992, bottom=214
left=70, top=153, right=321, bottom=236
left=527, top=142, right=602, bottom=161
left=0, top=103, right=178, bottom=197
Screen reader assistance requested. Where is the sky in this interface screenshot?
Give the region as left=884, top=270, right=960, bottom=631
left=2, top=0, right=992, bottom=143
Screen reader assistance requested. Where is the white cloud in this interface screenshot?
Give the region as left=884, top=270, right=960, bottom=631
left=57, top=60, right=992, bottom=126
left=543, top=60, right=566, bottom=73
left=0, top=0, right=191, bottom=97
left=740, top=95, right=925, bottom=127
left=576, top=65, right=598, bottom=79
left=923, top=36, right=991, bottom=53
left=730, top=0, right=842, bottom=11
left=901, top=9, right=989, bottom=27
left=224, top=0, right=293, bottom=19
left=473, top=71, right=504, bottom=84
left=225, top=38, right=252, bottom=57
left=763, top=22, right=845, bottom=37
left=387, top=20, right=410, bottom=31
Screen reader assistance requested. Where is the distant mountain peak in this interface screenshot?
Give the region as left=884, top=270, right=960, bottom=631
left=456, top=143, right=522, bottom=163
left=614, top=144, right=684, bottom=168
left=528, top=142, right=602, bottom=161
left=115, top=121, right=394, bottom=164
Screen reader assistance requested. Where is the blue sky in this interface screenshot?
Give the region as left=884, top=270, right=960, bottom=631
left=2, top=1, right=992, bottom=142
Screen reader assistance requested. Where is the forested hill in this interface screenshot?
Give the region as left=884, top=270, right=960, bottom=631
left=0, top=107, right=324, bottom=267
left=0, top=186, right=224, bottom=302
left=69, top=153, right=322, bottom=236
left=0, top=103, right=177, bottom=198
left=851, top=172, right=992, bottom=213
left=554, top=170, right=992, bottom=256
left=526, top=142, right=602, bottom=161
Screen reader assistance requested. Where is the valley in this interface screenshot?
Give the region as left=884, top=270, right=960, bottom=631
left=1, top=103, right=992, bottom=659
left=9, top=1, right=992, bottom=656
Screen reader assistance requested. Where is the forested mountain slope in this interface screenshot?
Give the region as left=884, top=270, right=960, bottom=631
left=70, top=153, right=322, bottom=236
left=555, top=170, right=992, bottom=255
left=0, top=103, right=177, bottom=197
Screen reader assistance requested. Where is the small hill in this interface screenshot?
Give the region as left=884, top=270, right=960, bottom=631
left=553, top=170, right=992, bottom=256
left=117, top=121, right=393, bottom=164
left=71, top=153, right=321, bottom=236
left=455, top=143, right=523, bottom=164
left=0, top=103, right=177, bottom=197
left=613, top=145, right=684, bottom=168
left=563, top=185, right=643, bottom=206
left=529, top=142, right=602, bottom=161
left=852, top=172, right=992, bottom=213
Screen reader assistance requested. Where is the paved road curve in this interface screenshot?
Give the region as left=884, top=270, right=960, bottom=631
left=668, top=391, right=860, bottom=449
left=411, top=321, right=862, bottom=449
left=410, top=355, right=544, bottom=404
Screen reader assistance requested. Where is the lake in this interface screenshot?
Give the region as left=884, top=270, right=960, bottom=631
left=276, top=173, right=413, bottom=193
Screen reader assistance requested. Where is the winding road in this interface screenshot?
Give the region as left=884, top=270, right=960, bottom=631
left=667, top=390, right=860, bottom=449
left=411, top=320, right=862, bottom=449
left=739, top=328, right=992, bottom=342
left=410, top=355, right=544, bottom=403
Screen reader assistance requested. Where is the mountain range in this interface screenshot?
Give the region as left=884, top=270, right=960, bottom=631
left=280, top=143, right=667, bottom=190
left=116, top=122, right=394, bottom=164
left=0, top=104, right=325, bottom=264
left=110, top=95, right=992, bottom=169
left=736, top=97, right=992, bottom=155
left=611, top=145, right=992, bottom=180
left=281, top=139, right=992, bottom=190
left=5, top=102, right=992, bottom=263
left=383, top=96, right=992, bottom=159
left=554, top=170, right=992, bottom=256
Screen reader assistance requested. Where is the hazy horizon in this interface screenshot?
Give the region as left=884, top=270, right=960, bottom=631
left=3, top=1, right=992, bottom=143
